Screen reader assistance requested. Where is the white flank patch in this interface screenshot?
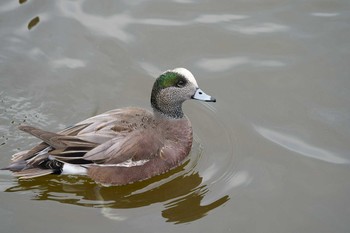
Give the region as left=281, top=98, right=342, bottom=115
left=172, top=68, right=198, bottom=87
left=96, top=159, right=150, bottom=168
left=62, top=163, right=88, bottom=175
left=61, top=159, right=149, bottom=175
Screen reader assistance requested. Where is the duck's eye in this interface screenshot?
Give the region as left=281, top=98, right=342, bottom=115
left=176, top=80, right=186, bottom=88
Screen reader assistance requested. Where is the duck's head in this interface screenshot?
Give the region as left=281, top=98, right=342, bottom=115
left=151, top=68, right=216, bottom=118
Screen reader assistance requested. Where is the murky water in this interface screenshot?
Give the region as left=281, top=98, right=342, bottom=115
left=1, top=0, right=350, bottom=232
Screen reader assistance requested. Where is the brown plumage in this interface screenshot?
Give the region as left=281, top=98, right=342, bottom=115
left=2, top=68, right=216, bottom=185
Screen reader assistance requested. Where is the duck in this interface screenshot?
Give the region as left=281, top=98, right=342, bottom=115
left=2, top=68, right=216, bottom=185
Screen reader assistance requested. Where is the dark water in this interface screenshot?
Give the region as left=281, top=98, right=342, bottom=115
left=1, top=0, right=350, bottom=232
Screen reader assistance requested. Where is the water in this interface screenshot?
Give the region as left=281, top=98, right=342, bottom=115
left=1, top=0, right=350, bottom=232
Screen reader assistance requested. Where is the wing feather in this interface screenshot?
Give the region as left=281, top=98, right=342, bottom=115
left=5, top=107, right=156, bottom=178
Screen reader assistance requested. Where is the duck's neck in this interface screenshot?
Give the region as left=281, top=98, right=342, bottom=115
left=151, top=87, right=185, bottom=119
left=152, top=103, right=184, bottom=119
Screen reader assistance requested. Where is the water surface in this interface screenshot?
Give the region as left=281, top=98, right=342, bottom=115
left=1, top=0, right=350, bottom=232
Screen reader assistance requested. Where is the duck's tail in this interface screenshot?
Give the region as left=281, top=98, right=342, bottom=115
left=1, top=126, right=62, bottom=178
left=1, top=163, right=57, bottom=179
left=2, top=125, right=93, bottom=179
left=12, top=168, right=55, bottom=179
left=1, top=152, right=63, bottom=179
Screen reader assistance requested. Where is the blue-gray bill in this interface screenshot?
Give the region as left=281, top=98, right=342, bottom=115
left=192, top=88, right=216, bottom=102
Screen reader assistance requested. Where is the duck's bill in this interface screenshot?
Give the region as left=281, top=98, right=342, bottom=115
left=192, top=88, right=216, bottom=102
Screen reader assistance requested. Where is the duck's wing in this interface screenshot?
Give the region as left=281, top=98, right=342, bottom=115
left=4, top=107, right=153, bottom=174
left=19, top=125, right=98, bottom=150
left=85, top=129, right=170, bottom=185
left=83, top=128, right=164, bottom=164
left=3, top=108, right=158, bottom=178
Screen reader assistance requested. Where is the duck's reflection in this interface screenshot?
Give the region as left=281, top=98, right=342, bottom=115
left=4, top=161, right=229, bottom=224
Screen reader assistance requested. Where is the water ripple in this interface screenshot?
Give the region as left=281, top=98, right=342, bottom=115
left=229, top=22, right=289, bottom=35
left=311, top=12, right=340, bottom=17
left=57, top=1, right=187, bottom=43
left=139, top=18, right=185, bottom=26
left=188, top=103, right=244, bottom=207
left=255, top=126, right=349, bottom=164
left=0, top=1, right=18, bottom=13
left=57, top=1, right=134, bottom=42
left=197, top=56, right=285, bottom=72
left=50, top=57, right=86, bottom=69
left=195, top=14, right=249, bottom=23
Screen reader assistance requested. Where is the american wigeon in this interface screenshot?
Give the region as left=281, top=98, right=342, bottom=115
left=2, top=68, right=216, bottom=185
